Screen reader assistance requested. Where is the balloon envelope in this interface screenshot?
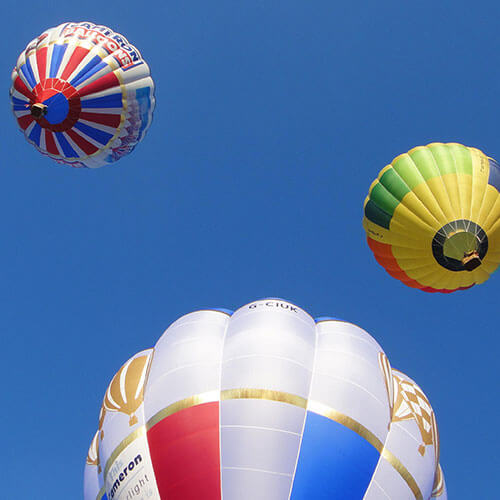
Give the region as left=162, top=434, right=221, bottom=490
left=10, top=22, right=155, bottom=168
left=85, top=299, right=446, bottom=500
left=363, top=142, right=500, bottom=292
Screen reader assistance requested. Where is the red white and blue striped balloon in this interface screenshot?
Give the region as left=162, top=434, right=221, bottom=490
left=84, top=299, right=447, bottom=500
left=10, top=22, right=155, bottom=168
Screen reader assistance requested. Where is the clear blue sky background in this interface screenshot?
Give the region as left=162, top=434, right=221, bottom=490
left=1, top=2, right=498, bottom=498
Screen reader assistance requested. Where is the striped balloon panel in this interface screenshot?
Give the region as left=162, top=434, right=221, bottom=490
left=10, top=22, right=154, bottom=168
left=363, top=143, right=500, bottom=292
left=84, top=299, right=445, bottom=500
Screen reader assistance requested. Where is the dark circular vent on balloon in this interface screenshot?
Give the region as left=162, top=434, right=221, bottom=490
left=432, top=219, right=488, bottom=271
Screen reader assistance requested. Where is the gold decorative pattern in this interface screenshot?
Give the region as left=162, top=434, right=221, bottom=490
left=221, top=387, right=308, bottom=408
left=86, top=430, right=100, bottom=467
left=104, top=350, right=153, bottom=426
left=378, top=352, right=394, bottom=421
left=146, top=390, right=219, bottom=430
left=392, top=373, right=435, bottom=456
left=98, top=405, right=106, bottom=440
left=431, top=463, right=445, bottom=497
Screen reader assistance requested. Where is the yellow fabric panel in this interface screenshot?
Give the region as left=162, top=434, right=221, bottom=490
left=363, top=217, right=423, bottom=247
left=427, top=142, right=464, bottom=221
left=486, top=224, right=500, bottom=246
left=389, top=248, right=429, bottom=261
left=410, top=182, right=449, bottom=226
left=480, top=258, right=500, bottom=274
left=425, top=177, right=455, bottom=221
left=393, top=191, right=441, bottom=231
left=391, top=198, right=438, bottom=237
left=391, top=250, right=437, bottom=275
left=469, top=148, right=491, bottom=221
left=406, top=267, right=452, bottom=287
left=391, top=247, right=477, bottom=289
left=481, top=194, right=500, bottom=232
left=468, top=266, right=491, bottom=285
left=389, top=217, right=435, bottom=243
left=457, top=173, right=473, bottom=221
left=477, top=185, right=500, bottom=227
left=428, top=272, right=461, bottom=291
left=439, top=173, right=464, bottom=221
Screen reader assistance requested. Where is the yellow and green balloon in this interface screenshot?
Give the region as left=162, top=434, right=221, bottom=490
left=363, top=142, right=500, bottom=292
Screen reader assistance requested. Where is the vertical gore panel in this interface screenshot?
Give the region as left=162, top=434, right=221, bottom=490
left=409, top=147, right=445, bottom=179
left=368, top=182, right=400, bottom=217
left=379, top=168, right=411, bottom=202
left=290, top=413, right=379, bottom=500
left=220, top=399, right=305, bottom=500
left=147, top=403, right=221, bottom=500
left=392, top=155, right=424, bottom=189
left=489, top=158, right=500, bottom=192
left=364, top=199, right=392, bottom=229
left=49, top=44, right=67, bottom=78
left=447, top=143, right=473, bottom=174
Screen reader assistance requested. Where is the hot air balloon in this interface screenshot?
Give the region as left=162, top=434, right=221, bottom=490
left=363, top=142, right=500, bottom=292
left=84, top=299, right=446, bottom=500
left=10, top=22, right=155, bottom=168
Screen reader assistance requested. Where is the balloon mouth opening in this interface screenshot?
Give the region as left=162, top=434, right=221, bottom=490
left=432, top=220, right=488, bottom=272
left=30, top=103, right=47, bottom=118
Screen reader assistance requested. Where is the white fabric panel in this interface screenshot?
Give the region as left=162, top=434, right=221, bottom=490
left=222, top=357, right=311, bottom=397
left=83, top=461, right=101, bottom=500
left=385, top=420, right=435, bottom=497
left=221, top=399, right=304, bottom=433
left=221, top=400, right=303, bottom=476
left=316, top=320, right=384, bottom=353
left=144, top=311, right=229, bottom=420
left=362, top=458, right=415, bottom=500
left=221, top=424, right=300, bottom=474
left=221, top=299, right=316, bottom=397
left=104, top=432, right=160, bottom=500
left=221, top=469, right=293, bottom=500
left=220, top=300, right=316, bottom=499
left=311, top=320, right=391, bottom=443
left=384, top=371, right=437, bottom=500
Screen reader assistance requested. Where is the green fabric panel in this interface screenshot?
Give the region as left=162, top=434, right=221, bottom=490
left=364, top=199, right=392, bottom=229
left=369, top=182, right=400, bottom=216
left=379, top=168, right=411, bottom=202
left=408, top=147, right=442, bottom=180
left=446, top=143, right=473, bottom=175
left=391, top=155, right=423, bottom=189
left=426, top=143, right=458, bottom=175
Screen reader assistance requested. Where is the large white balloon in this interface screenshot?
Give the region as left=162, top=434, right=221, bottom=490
left=85, top=299, right=446, bottom=500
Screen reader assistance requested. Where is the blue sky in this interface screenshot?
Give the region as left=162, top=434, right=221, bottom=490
left=2, top=1, right=498, bottom=498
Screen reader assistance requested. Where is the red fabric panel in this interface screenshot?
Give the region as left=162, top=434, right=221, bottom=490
left=59, top=46, right=89, bottom=81
left=44, top=130, right=59, bottom=155
left=78, top=72, right=119, bottom=97
left=79, top=112, right=121, bottom=128
left=14, top=76, right=35, bottom=100
left=17, top=115, right=34, bottom=131
left=147, top=402, right=221, bottom=500
left=36, top=47, right=48, bottom=82
left=65, top=129, right=99, bottom=155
